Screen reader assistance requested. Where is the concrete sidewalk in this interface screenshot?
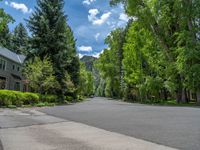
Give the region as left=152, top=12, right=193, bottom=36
left=0, top=121, right=177, bottom=150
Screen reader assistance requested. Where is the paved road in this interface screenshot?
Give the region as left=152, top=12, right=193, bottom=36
left=0, top=108, right=176, bottom=150
left=40, top=97, right=200, bottom=150
left=0, top=140, right=3, bottom=150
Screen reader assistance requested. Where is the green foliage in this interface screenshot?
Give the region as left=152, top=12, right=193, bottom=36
left=0, top=90, right=14, bottom=106
left=0, top=4, right=14, bottom=32
left=27, top=0, right=80, bottom=101
left=23, top=57, right=59, bottom=94
left=0, top=2, right=14, bottom=48
left=122, top=22, right=165, bottom=101
left=23, top=93, right=40, bottom=105
left=0, top=24, right=12, bottom=49
left=65, top=96, right=74, bottom=102
left=0, top=90, right=38, bottom=107
left=11, top=23, right=29, bottom=55
left=106, top=0, right=200, bottom=103
left=39, top=95, right=58, bottom=103
left=7, top=105, right=17, bottom=109
left=0, top=90, right=59, bottom=107
left=79, top=63, right=94, bottom=96
left=94, top=28, right=125, bottom=98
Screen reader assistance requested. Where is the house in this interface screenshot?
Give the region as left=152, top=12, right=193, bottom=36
left=0, top=48, right=26, bottom=91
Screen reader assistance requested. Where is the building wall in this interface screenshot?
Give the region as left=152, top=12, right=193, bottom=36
left=0, top=55, right=24, bottom=91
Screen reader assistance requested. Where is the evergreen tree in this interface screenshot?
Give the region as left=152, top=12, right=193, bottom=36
left=0, top=25, right=11, bottom=48
left=11, top=23, right=29, bottom=55
left=0, top=2, right=13, bottom=49
left=0, top=3, right=13, bottom=32
left=27, top=0, right=79, bottom=101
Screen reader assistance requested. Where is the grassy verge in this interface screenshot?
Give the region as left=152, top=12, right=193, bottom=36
left=106, top=97, right=200, bottom=107
left=131, top=99, right=199, bottom=107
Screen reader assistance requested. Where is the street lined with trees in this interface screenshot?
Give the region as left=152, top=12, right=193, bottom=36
left=0, top=0, right=200, bottom=150
left=1, top=0, right=200, bottom=105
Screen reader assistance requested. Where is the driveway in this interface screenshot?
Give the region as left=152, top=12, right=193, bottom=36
left=40, top=97, right=200, bottom=150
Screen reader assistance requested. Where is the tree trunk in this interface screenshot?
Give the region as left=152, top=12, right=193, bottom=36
left=181, top=88, right=187, bottom=103
left=176, top=74, right=182, bottom=103
left=187, top=90, right=191, bottom=103
left=163, top=89, right=168, bottom=101
left=176, top=74, right=188, bottom=103
left=176, top=88, right=182, bottom=103
left=196, top=90, right=200, bottom=104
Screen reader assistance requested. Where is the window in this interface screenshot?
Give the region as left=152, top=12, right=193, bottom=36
left=0, top=58, right=6, bottom=70
left=14, top=82, right=21, bottom=91
left=17, top=67, right=20, bottom=72
left=13, top=65, right=15, bottom=70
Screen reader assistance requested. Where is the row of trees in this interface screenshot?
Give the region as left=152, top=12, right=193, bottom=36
left=0, top=0, right=13, bottom=32
left=95, top=0, right=200, bottom=104
left=26, top=0, right=80, bottom=101
left=0, top=1, right=29, bottom=55
left=0, top=0, right=93, bottom=101
left=0, top=23, right=29, bottom=55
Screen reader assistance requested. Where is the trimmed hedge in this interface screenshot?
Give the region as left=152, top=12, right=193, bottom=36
left=0, top=90, right=57, bottom=107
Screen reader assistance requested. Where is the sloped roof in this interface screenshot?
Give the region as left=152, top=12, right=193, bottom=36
left=0, top=48, right=25, bottom=64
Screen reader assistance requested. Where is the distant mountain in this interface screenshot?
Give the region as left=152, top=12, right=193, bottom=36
left=80, top=56, right=97, bottom=71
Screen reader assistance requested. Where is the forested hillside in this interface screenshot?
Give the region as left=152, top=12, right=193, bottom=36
left=80, top=56, right=97, bottom=72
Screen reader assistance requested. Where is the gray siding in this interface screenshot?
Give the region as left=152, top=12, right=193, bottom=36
left=0, top=55, right=24, bottom=91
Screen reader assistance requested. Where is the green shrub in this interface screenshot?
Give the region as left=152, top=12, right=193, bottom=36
left=0, top=90, right=39, bottom=107
left=39, top=95, right=57, bottom=103
left=23, top=93, right=40, bottom=105
left=7, top=105, right=17, bottom=109
left=13, top=92, right=25, bottom=106
left=36, top=102, right=46, bottom=107
left=65, top=96, right=74, bottom=102
left=0, top=90, right=16, bottom=106
left=0, top=90, right=59, bottom=108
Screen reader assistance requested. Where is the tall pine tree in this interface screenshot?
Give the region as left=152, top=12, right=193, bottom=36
left=27, top=0, right=79, bottom=101
left=0, top=3, right=13, bottom=32
left=11, top=23, right=29, bottom=55
left=0, top=25, right=11, bottom=48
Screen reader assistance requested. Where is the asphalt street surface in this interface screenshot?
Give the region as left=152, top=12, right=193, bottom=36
left=0, top=140, right=3, bottom=150
left=0, top=107, right=176, bottom=150
left=40, top=97, right=200, bottom=150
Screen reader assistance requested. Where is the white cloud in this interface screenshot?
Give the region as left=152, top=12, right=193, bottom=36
left=94, top=12, right=112, bottom=25
left=78, top=46, right=93, bottom=52
left=5, top=1, right=9, bottom=5
left=88, top=9, right=99, bottom=21
left=78, top=53, right=84, bottom=58
left=92, top=50, right=104, bottom=58
left=88, top=9, right=111, bottom=25
left=6, top=1, right=32, bottom=14
left=83, top=0, right=96, bottom=5
left=119, top=13, right=129, bottom=22
left=95, top=33, right=100, bottom=41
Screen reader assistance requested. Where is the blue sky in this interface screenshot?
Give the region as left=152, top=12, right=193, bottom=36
left=0, top=0, right=129, bottom=57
